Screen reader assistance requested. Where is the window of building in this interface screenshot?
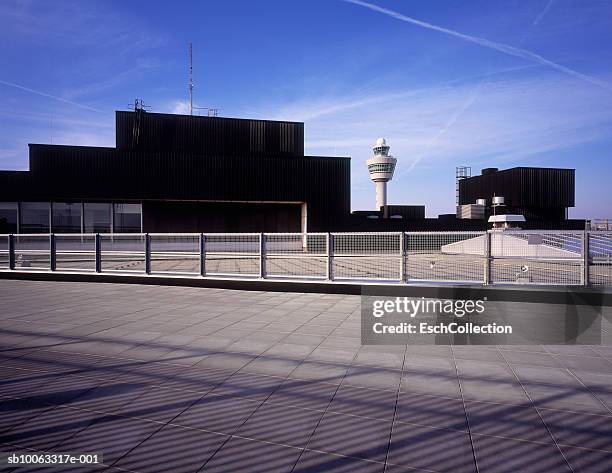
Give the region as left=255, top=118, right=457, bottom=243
left=52, top=203, right=81, bottom=233
left=84, top=203, right=111, bottom=233
left=113, top=203, right=142, bottom=233
left=20, top=202, right=50, bottom=233
left=0, top=202, right=18, bottom=233
left=368, top=163, right=395, bottom=173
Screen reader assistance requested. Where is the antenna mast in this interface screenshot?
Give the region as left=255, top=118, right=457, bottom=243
left=189, top=42, right=193, bottom=116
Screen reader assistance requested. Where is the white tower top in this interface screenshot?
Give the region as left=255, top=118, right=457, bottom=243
left=367, top=137, right=397, bottom=215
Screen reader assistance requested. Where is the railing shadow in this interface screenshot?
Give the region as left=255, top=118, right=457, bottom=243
left=2, top=326, right=612, bottom=471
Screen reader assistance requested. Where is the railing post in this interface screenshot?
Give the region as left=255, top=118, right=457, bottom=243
left=145, top=233, right=151, bottom=275
left=326, top=232, right=334, bottom=281
left=582, top=230, right=590, bottom=287
left=399, top=232, right=406, bottom=283
left=95, top=233, right=101, bottom=273
left=259, top=232, right=267, bottom=278
left=49, top=234, right=56, bottom=271
left=8, top=234, right=15, bottom=270
left=484, top=231, right=492, bottom=285
left=200, top=233, right=206, bottom=277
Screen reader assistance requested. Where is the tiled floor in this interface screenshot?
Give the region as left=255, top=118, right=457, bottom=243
left=1, top=280, right=612, bottom=472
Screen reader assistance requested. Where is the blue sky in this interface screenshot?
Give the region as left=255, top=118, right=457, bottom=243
left=1, top=0, right=611, bottom=217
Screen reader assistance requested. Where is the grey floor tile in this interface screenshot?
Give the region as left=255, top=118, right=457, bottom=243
left=66, top=381, right=151, bottom=414
left=0, top=405, right=100, bottom=451
left=241, top=357, right=302, bottom=377
left=291, top=362, right=349, bottom=384
left=388, top=422, right=475, bottom=473
left=501, top=350, right=562, bottom=368
left=113, top=423, right=227, bottom=473
left=353, top=351, right=404, bottom=370
left=396, top=393, right=468, bottom=432
left=196, top=352, right=257, bottom=371
left=57, top=415, right=162, bottom=466
left=25, top=375, right=102, bottom=406
left=558, top=444, right=612, bottom=473
left=539, top=408, right=612, bottom=452
left=465, top=400, right=553, bottom=443
left=171, top=394, right=261, bottom=434
left=342, top=366, right=401, bottom=391
left=211, top=372, right=284, bottom=400
left=235, top=402, right=323, bottom=447
left=328, top=385, right=396, bottom=420
left=293, top=449, right=384, bottom=473
left=200, top=436, right=302, bottom=473
left=0, top=398, right=53, bottom=434
left=111, top=361, right=189, bottom=385
left=452, top=346, right=505, bottom=362
left=400, top=369, right=462, bottom=399
left=308, top=412, right=392, bottom=462
left=460, top=378, right=530, bottom=405
left=0, top=370, right=56, bottom=399
left=471, top=434, right=570, bottom=473
left=116, top=386, right=202, bottom=423
left=159, top=365, right=233, bottom=393
left=267, top=378, right=338, bottom=411
left=556, top=355, right=612, bottom=374
left=307, top=347, right=359, bottom=364
left=526, top=385, right=608, bottom=414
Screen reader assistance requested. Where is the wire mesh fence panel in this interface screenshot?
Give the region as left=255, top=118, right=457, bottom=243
left=55, top=234, right=96, bottom=272
left=333, top=233, right=401, bottom=280
left=408, top=232, right=486, bottom=283
left=100, top=234, right=146, bottom=273
left=13, top=234, right=50, bottom=270
left=203, top=233, right=260, bottom=276
left=0, top=235, right=8, bottom=269
left=589, top=232, right=612, bottom=286
left=3, top=230, right=612, bottom=287
left=490, top=230, right=583, bottom=285
left=265, top=233, right=327, bottom=278
left=150, top=234, right=200, bottom=275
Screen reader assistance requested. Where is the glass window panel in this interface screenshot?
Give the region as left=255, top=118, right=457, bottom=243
left=52, top=203, right=82, bottom=233
left=113, top=203, right=142, bottom=233
left=0, top=202, right=18, bottom=233
left=20, top=202, right=50, bottom=233
left=84, top=203, right=111, bottom=233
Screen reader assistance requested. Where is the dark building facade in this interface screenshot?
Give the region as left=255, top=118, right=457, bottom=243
left=0, top=111, right=583, bottom=234
left=458, top=167, right=575, bottom=220
left=0, top=111, right=349, bottom=234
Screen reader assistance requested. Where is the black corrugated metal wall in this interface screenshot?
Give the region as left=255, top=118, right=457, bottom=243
left=459, top=167, right=574, bottom=220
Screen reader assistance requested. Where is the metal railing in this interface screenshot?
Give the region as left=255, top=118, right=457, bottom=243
left=1, top=231, right=611, bottom=286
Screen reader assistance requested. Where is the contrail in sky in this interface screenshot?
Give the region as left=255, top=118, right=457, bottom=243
left=0, top=79, right=104, bottom=113
left=396, top=84, right=481, bottom=179
left=532, top=0, right=555, bottom=26
left=343, top=0, right=610, bottom=90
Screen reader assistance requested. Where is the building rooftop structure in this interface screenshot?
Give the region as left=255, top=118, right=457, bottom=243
left=0, top=110, right=584, bottom=234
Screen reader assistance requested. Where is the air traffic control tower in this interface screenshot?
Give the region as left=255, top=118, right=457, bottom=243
left=367, top=137, right=397, bottom=218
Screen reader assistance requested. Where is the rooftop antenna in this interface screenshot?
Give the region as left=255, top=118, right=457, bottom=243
left=187, top=44, right=220, bottom=117
left=128, top=99, right=150, bottom=147
left=189, top=42, right=193, bottom=116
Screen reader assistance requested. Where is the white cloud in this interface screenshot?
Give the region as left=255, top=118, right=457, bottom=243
left=246, top=73, right=612, bottom=213
left=170, top=100, right=190, bottom=115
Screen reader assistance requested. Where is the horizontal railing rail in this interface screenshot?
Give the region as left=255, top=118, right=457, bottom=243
left=0, top=231, right=610, bottom=286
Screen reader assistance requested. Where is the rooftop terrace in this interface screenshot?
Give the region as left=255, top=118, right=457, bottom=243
left=1, top=280, right=612, bottom=472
